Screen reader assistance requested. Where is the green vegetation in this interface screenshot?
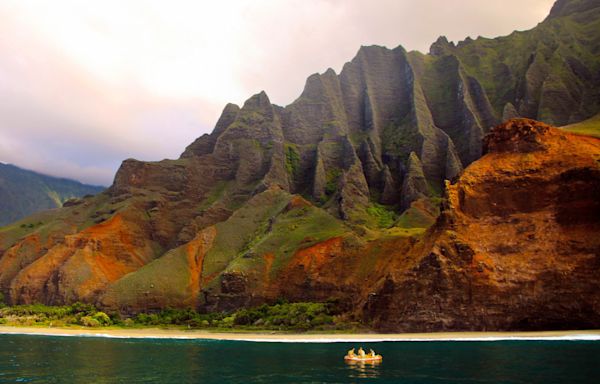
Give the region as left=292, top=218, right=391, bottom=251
left=284, top=143, right=301, bottom=176
left=325, top=168, right=342, bottom=196
left=0, top=302, right=354, bottom=332
left=396, top=203, right=437, bottom=229
left=230, top=201, right=348, bottom=276
left=366, top=203, right=398, bottom=228
left=449, top=11, right=600, bottom=119
left=80, top=312, right=112, bottom=327
left=102, top=189, right=347, bottom=306
left=132, top=301, right=352, bottom=331
left=561, top=113, right=600, bottom=138
left=100, top=242, right=194, bottom=309
left=201, top=190, right=291, bottom=280
left=198, top=180, right=230, bottom=211
left=232, top=302, right=336, bottom=330
left=0, top=162, right=104, bottom=226
left=382, top=120, right=418, bottom=158
left=0, top=303, right=98, bottom=327
left=19, top=222, right=43, bottom=229
left=384, top=227, right=427, bottom=237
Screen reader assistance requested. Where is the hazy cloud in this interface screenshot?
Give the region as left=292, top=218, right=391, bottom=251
left=0, top=0, right=554, bottom=185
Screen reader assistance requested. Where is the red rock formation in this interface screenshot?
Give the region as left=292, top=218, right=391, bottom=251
left=363, top=119, right=600, bottom=331
left=6, top=213, right=158, bottom=305
left=98, top=226, right=216, bottom=312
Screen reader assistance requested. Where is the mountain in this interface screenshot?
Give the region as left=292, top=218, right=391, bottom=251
left=364, top=119, right=600, bottom=331
left=0, top=163, right=105, bottom=226
left=0, top=0, right=599, bottom=331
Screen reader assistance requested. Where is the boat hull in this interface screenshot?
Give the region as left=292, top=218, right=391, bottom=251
left=344, top=356, right=382, bottom=362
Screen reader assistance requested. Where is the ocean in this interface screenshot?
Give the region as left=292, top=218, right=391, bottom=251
left=1, top=334, right=599, bottom=383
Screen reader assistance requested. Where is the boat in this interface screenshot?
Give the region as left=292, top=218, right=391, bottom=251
left=344, top=348, right=382, bottom=362
left=344, top=355, right=382, bottom=362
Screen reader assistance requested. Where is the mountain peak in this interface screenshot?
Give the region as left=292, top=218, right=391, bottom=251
left=242, top=91, right=272, bottom=110
left=323, top=67, right=336, bottom=77
left=429, top=35, right=455, bottom=55
left=356, top=44, right=391, bottom=58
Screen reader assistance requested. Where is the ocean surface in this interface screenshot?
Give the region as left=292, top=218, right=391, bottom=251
left=1, top=334, right=599, bottom=383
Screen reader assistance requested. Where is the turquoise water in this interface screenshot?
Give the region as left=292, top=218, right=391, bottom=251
left=1, top=335, right=599, bottom=383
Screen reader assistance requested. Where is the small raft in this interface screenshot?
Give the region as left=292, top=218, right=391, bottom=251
left=344, top=355, right=382, bottom=362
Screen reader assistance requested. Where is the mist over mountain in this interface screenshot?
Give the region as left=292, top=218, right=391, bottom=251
left=0, top=163, right=104, bottom=226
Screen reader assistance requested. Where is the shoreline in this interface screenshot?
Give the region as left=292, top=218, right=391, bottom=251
left=1, top=326, right=600, bottom=342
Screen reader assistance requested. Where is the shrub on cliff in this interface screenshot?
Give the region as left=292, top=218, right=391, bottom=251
left=70, top=302, right=96, bottom=315
left=92, top=312, right=112, bottom=326
left=80, top=316, right=101, bottom=327
left=78, top=311, right=111, bottom=327
left=232, top=302, right=334, bottom=329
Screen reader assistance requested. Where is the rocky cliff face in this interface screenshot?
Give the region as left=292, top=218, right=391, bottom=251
left=107, top=0, right=600, bottom=222
left=1, top=0, right=599, bottom=331
left=364, top=119, right=600, bottom=331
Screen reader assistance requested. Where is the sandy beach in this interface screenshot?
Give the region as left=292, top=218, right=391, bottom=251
left=1, top=326, right=600, bottom=342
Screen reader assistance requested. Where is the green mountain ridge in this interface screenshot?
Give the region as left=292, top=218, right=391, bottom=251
left=0, top=163, right=105, bottom=226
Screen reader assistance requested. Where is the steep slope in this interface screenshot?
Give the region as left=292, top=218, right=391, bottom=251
left=364, top=119, right=600, bottom=331
left=0, top=163, right=104, bottom=226
left=561, top=112, right=600, bottom=137
left=0, top=0, right=599, bottom=325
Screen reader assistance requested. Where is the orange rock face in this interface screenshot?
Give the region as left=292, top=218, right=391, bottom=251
left=7, top=214, right=157, bottom=305
left=97, top=225, right=217, bottom=312
left=272, top=237, right=351, bottom=302
left=265, top=235, right=418, bottom=313
left=185, top=227, right=217, bottom=306
left=364, top=119, right=600, bottom=331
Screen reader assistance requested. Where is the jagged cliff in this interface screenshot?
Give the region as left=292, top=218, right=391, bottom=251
left=0, top=0, right=599, bottom=331
left=364, top=119, right=600, bottom=331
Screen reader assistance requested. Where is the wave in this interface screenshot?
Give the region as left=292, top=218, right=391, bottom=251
left=233, top=335, right=600, bottom=343
left=2, top=329, right=600, bottom=343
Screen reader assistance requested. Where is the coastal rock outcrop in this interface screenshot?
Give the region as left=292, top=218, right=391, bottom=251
left=363, top=119, right=600, bottom=331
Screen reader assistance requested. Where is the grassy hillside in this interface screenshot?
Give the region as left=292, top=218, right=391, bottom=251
left=0, top=163, right=105, bottom=226
left=561, top=113, right=600, bottom=138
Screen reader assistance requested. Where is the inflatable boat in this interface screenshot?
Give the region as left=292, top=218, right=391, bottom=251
left=344, top=354, right=382, bottom=362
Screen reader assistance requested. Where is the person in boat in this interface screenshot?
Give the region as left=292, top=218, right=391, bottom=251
left=358, top=347, right=366, bottom=358
left=369, top=349, right=377, bottom=358
left=347, top=348, right=356, bottom=358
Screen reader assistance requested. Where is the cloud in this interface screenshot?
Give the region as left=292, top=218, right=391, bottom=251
left=0, top=0, right=555, bottom=185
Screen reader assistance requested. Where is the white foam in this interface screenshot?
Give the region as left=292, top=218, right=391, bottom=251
left=2, top=330, right=600, bottom=343
left=210, top=335, right=600, bottom=343
left=268, top=336, right=599, bottom=343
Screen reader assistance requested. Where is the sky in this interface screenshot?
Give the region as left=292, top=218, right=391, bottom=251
left=0, top=0, right=555, bottom=186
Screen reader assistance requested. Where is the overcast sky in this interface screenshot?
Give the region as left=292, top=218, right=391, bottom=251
left=0, top=0, right=555, bottom=186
